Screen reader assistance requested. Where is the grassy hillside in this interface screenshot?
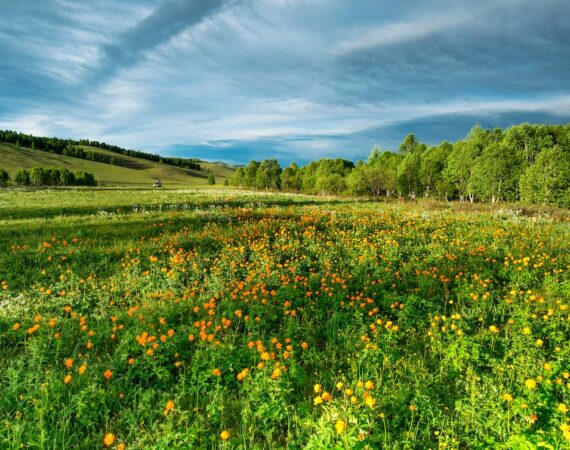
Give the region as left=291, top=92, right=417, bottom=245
left=0, top=142, right=234, bottom=187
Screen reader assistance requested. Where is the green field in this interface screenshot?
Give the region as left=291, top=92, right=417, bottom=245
left=0, top=189, right=569, bottom=449
left=0, top=143, right=235, bottom=187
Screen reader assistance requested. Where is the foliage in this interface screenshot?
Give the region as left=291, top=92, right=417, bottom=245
left=0, top=190, right=568, bottom=449
left=227, top=123, right=570, bottom=207
left=10, top=167, right=97, bottom=187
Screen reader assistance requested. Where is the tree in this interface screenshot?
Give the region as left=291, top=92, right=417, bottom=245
left=256, top=159, right=282, bottom=190
left=243, top=161, right=260, bottom=188
left=468, top=142, right=519, bottom=202
left=419, top=142, right=452, bottom=198
left=232, top=168, right=245, bottom=187
left=398, top=134, right=420, bottom=154
left=519, top=146, right=570, bottom=207
left=397, top=151, right=423, bottom=198
left=281, top=162, right=301, bottom=191
left=60, top=169, right=76, bottom=186
left=0, top=169, right=9, bottom=187
left=15, top=169, right=30, bottom=186
left=207, top=174, right=216, bottom=185
left=29, top=167, right=45, bottom=186
left=443, top=141, right=481, bottom=202
left=348, top=149, right=401, bottom=197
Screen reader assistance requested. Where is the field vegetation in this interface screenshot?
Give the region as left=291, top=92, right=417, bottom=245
left=0, top=189, right=568, bottom=449
left=0, top=142, right=234, bottom=188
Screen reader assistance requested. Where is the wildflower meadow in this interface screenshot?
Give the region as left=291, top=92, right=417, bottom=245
left=0, top=190, right=568, bottom=449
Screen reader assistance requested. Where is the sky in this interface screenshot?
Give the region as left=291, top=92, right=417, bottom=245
left=1, top=0, right=569, bottom=165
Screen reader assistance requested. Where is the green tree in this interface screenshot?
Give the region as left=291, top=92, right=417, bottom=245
left=398, top=134, right=420, bottom=154
left=0, top=169, right=9, bottom=187
left=419, top=142, right=452, bottom=198
left=468, top=142, right=519, bottom=202
left=232, top=168, right=245, bottom=187
left=397, top=150, right=423, bottom=198
left=60, top=169, right=76, bottom=186
left=443, top=141, right=481, bottom=202
left=15, top=169, right=30, bottom=186
left=207, top=174, right=216, bottom=185
left=281, top=162, right=301, bottom=191
left=256, top=159, right=282, bottom=190
left=348, top=149, right=401, bottom=197
left=519, top=146, right=570, bottom=207
left=29, top=167, right=45, bottom=186
left=243, top=161, right=260, bottom=188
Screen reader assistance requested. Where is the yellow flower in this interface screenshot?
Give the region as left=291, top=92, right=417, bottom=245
left=117, top=444, right=125, bottom=450
left=489, top=325, right=499, bottom=334
left=220, top=430, right=230, bottom=441
left=364, top=396, right=376, bottom=408
left=313, top=384, right=321, bottom=393
left=336, top=382, right=344, bottom=390
left=78, top=365, right=87, bottom=375
left=103, top=433, right=116, bottom=447
left=525, top=379, right=537, bottom=390
left=561, top=423, right=570, bottom=441
left=64, top=374, right=72, bottom=384
left=503, top=393, right=513, bottom=402
left=557, top=403, right=568, bottom=414
left=364, top=380, right=375, bottom=390
left=544, top=363, right=553, bottom=371
left=335, top=420, right=346, bottom=435
left=313, top=396, right=323, bottom=405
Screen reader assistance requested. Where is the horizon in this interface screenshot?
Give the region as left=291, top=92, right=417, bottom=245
left=1, top=0, right=570, bottom=165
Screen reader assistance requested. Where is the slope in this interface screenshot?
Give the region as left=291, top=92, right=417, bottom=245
left=0, top=143, right=234, bottom=187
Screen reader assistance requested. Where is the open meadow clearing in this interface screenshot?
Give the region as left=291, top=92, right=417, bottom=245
left=0, top=189, right=569, bottom=449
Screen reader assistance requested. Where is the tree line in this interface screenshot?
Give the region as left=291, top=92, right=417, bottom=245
left=0, top=168, right=97, bottom=187
left=231, top=123, right=570, bottom=207
left=0, top=130, right=203, bottom=171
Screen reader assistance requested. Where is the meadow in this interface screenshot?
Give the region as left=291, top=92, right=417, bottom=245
left=0, top=189, right=568, bottom=449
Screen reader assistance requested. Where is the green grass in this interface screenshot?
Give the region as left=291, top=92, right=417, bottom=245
left=0, top=143, right=234, bottom=187
left=0, top=189, right=568, bottom=449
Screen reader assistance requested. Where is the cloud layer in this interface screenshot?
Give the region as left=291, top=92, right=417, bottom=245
left=1, top=0, right=569, bottom=164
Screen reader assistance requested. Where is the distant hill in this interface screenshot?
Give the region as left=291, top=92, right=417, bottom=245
left=0, top=142, right=234, bottom=188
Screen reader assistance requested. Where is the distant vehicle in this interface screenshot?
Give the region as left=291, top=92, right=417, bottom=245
left=153, top=179, right=162, bottom=188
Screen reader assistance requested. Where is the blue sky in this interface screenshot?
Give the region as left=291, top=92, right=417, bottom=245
left=1, top=0, right=569, bottom=164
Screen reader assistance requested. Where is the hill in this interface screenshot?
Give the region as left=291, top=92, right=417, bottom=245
left=0, top=142, right=234, bottom=188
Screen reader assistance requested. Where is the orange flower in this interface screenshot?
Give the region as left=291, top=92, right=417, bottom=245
left=12, top=323, right=20, bottom=331
left=103, top=433, right=115, bottom=447
left=163, top=400, right=175, bottom=416
left=212, top=368, right=221, bottom=376
left=64, top=358, right=73, bottom=369
left=104, top=370, right=113, bottom=380
left=64, top=374, right=72, bottom=384
left=78, top=365, right=87, bottom=375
